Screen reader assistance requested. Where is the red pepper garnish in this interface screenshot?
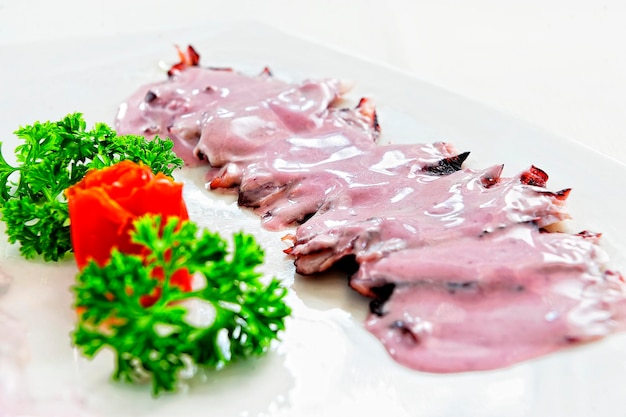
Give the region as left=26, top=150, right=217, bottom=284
left=167, top=44, right=201, bottom=77
left=520, top=165, right=549, bottom=187
left=66, top=160, right=192, bottom=305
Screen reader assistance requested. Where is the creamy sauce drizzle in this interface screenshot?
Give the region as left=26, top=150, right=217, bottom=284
left=116, top=63, right=626, bottom=373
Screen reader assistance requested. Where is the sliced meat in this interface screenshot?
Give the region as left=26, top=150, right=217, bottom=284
left=116, top=52, right=626, bottom=374
left=208, top=101, right=381, bottom=193
left=239, top=142, right=458, bottom=230
left=115, top=66, right=373, bottom=170
left=288, top=165, right=571, bottom=274
left=359, top=224, right=626, bottom=372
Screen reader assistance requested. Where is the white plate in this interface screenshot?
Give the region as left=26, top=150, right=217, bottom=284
left=1, top=22, right=626, bottom=417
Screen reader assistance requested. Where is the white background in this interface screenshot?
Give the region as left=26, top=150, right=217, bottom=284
left=1, top=0, right=626, bottom=165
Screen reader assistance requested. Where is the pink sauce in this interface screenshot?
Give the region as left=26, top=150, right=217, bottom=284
left=116, top=66, right=376, bottom=171
left=115, top=55, right=626, bottom=373
left=287, top=164, right=570, bottom=274
left=238, top=141, right=456, bottom=230
left=358, top=225, right=626, bottom=371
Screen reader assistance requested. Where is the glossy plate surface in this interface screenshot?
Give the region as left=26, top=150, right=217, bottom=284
left=1, top=22, right=625, bottom=417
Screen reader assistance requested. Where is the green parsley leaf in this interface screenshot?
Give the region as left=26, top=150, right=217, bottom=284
left=0, top=113, right=183, bottom=261
left=72, top=215, right=291, bottom=396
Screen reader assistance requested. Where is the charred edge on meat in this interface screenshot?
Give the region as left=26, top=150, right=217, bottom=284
left=520, top=165, right=549, bottom=187
left=446, top=281, right=478, bottom=294
left=577, top=230, right=602, bottom=239
left=371, top=110, right=381, bottom=133
left=167, top=63, right=186, bottom=77
left=210, top=177, right=239, bottom=190
left=422, top=152, right=470, bottom=176
left=207, top=66, right=234, bottom=72
left=144, top=90, right=158, bottom=103
left=369, top=282, right=396, bottom=316
left=480, top=167, right=502, bottom=188
left=390, top=320, right=420, bottom=345
left=299, top=210, right=318, bottom=225
left=186, top=45, right=200, bottom=66
left=238, top=183, right=288, bottom=208
left=332, top=254, right=359, bottom=275
left=564, top=335, right=581, bottom=344
left=167, top=45, right=201, bottom=77
left=355, top=97, right=380, bottom=132
left=537, top=188, right=571, bottom=201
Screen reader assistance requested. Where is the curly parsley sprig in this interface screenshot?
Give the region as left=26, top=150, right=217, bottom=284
left=72, top=215, right=291, bottom=396
left=0, top=113, right=183, bottom=261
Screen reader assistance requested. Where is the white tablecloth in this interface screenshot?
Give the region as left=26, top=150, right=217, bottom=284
left=1, top=0, right=625, bottom=164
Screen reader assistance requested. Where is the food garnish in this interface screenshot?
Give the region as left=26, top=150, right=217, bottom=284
left=66, top=159, right=193, bottom=306
left=72, top=214, right=291, bottom=396
left=65, top=160, right=188, bottom=266
left=116, top=44, right=626, bottom=373
left=0, top=113, right=183, bottom=261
